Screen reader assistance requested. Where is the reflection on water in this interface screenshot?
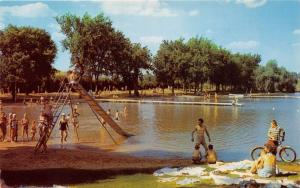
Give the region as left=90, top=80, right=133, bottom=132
left=2, top=95, right=300, bottom=161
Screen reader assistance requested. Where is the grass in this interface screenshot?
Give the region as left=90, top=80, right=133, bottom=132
left=277, top=160, right=300, bottom=181
left=67, top=161, right=300, bottom=188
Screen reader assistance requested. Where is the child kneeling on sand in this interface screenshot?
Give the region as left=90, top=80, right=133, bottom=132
left=206, top=144, right=217, bottom=164
left=192, top=145, right=202, bottom=164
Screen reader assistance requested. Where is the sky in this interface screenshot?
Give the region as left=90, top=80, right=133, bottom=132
left=0, top=0, right=299, bottom=72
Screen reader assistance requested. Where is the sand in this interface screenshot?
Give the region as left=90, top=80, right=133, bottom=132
left=0, top=142, right=191, bottom=171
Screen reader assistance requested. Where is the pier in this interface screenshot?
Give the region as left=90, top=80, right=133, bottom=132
left=97, top=99, right=243, bottom=106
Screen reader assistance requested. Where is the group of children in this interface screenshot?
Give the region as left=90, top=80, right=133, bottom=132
left=192, top=144, right=217, bottom=164
left=0, top=111, right=37, bottom=142
left=191, top=118, right=217, bottom=164
left=106, top=106, right=127, bottom=121
left=191, top=119, right=280, bottom=178
left=0, top=98, right=80, bottom=146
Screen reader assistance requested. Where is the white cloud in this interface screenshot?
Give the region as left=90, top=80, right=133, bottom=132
left=188, top=10, right=199, bottom=16
left=293, top=29, right=300, bottom=35
left=100, top=0, right=178, bottom=17
left=235, top=0, right=267, bottom=8
left=227, top=40, right=260, bottom=50
left=0, top=2, right=56, bottom=18
left=140, top=36, right=163, bottom=45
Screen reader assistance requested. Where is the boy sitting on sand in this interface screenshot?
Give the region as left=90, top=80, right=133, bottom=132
left=206, top=144, right=217, bottom=164
left=192, top=145, right=202, bottom=164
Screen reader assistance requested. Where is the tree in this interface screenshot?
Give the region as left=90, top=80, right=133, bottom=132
left=255, top=60, right=298, bottom=92
left=57, top=13, right=152, bottom=96
left=153, top=39, right=187, bottom=95
left=57, top=13, right=115, bottom=86
left=0, top=25, right=57, bottom=101
left=188, top=37, right=222, bottom=92
left=115, top=41, right=151, bottom=96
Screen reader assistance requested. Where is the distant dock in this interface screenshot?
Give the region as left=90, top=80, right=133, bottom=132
left=97, top=99, right=243, bottom=106
left=247, top=95, right=300, bottom=99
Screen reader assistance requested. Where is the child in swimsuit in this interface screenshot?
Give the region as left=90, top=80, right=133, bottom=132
left=31, top=120, right=37, bottom=141
left=206, top=144, right=217, bottom=164
left=192, top=144, right=202, bottom=164
left=59, top=113, right=69, bottom=144
left=21, top=113, right=29, bottom=141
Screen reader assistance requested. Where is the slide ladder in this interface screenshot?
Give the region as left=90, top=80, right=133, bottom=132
left=34, top=81, right=71, bottom=153
left=34, top=82, right=133, bottom=153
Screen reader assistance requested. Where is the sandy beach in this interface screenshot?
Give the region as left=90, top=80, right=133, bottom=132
left=0, top=141, right=192, bottom=186
left=0, top=142, right=191, bottom=171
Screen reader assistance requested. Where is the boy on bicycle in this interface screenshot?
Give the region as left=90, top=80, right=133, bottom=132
left=267, top=120, right=285, bottom=153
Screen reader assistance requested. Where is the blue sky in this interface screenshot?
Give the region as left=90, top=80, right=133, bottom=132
left=0, top=0, right=299, bottom=72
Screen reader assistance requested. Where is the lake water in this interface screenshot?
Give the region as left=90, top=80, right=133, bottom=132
left=99, top=95, right=300, bottom=161
left=1, top=94, right=300, bottom=187
left=3, top=94, right=299, bottom=161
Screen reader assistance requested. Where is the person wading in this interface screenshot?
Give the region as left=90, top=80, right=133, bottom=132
left=191, top=118, right=211, bottom=154
left=59, top=113, right=69, bottom=144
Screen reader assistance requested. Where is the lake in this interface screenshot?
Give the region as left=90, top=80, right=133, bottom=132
left=1, top=94, right=300, bottom=187
left=98, top=94, right=300, bottom=161
left=3, top=94, right=299, bottom=161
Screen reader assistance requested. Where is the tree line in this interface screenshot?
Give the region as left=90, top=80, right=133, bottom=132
left=0, top=13, right=298, bottom=100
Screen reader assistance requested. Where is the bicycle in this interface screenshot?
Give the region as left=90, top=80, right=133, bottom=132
left=251, top=141, right=297, bottom=162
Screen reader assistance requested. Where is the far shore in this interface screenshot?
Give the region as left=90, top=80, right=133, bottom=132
left=0, top=90, right=299, bottom=103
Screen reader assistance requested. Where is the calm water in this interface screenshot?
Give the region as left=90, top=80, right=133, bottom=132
left=100, top=95, right=300, bottom=161
left=1, top=94, right=300, bottom=187
left=3, top=94, right=299, bottom=161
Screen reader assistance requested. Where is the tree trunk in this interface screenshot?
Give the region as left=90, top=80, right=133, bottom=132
left=171, top=85, right=175, bottom=95
left=133, top=82, right=139, bottom=97
left=12, top=82, right=17, bottom=102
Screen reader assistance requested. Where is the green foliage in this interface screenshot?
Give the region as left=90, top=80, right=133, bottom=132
left=0, top=25, right=57, bottom=99
left=57, top=13, right=151, bottom=96
left=153, top=36, right=261, bottom=93
left=255, top=60, right=298, bottom=92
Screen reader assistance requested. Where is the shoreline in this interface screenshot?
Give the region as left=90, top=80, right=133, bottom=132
left=0, top=143, right=191, bottom=186
left=1, top=143, right=299, bottom=187
left=0, top=145, right=191, bottom=171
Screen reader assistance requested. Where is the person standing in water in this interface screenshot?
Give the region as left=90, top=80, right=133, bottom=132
left=11, top=114, right=18, bottom=142
left=59, top=113, right=69, bottom=144
left=0, top=112, right=7, bottom=142
left=191, top=118, right=211, bottom=153
left=72, top=108, right=80, bottom=142
left=115, top=110, right=119, bottom=121
left=7, top=113, right=12, bottom=141
left=21, top=113, right=30, bottom=141
left=31, top=120, right=37, bottom=141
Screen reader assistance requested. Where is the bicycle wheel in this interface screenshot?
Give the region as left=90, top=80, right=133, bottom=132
left=251, top=146, right=264, bottom=161
left=279, top=147, right=297, bottom=162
